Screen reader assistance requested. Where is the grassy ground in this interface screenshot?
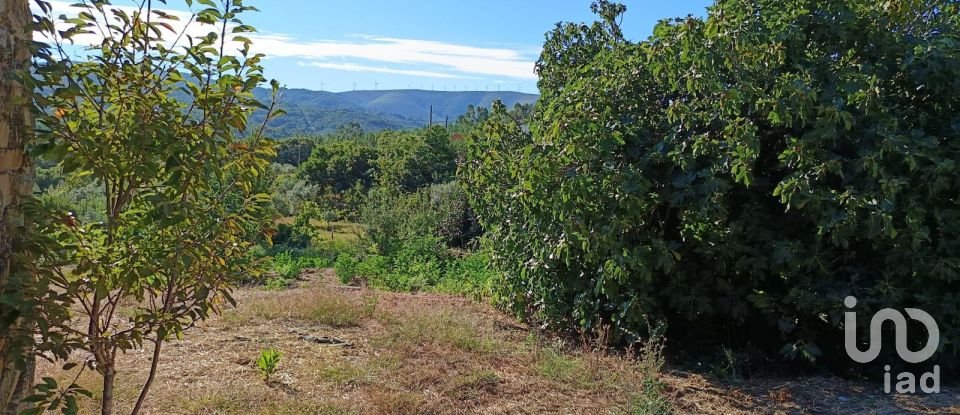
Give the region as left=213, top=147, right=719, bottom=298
left=275, top=218, right=363, bottom=242
left=37, top=270, right=960, bottom=414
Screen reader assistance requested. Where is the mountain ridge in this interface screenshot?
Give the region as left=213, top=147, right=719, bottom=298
left=252, top=88, right=538, bottom=137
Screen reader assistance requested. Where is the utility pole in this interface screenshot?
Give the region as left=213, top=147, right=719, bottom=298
left=429, top=105, right=433, bottom=127
left=444, top=115, right=448, bottom=129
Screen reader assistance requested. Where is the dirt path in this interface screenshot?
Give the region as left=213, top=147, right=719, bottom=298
left=37, top=270, right=960, bottom=414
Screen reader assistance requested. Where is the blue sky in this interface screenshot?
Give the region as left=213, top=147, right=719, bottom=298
left=45, top=0, right=714, bottom=92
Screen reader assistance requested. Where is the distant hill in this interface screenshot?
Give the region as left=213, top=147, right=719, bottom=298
left=251, top=89, right=538, bottom=137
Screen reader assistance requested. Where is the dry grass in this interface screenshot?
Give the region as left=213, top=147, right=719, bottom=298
left=376, top=310, right=502, bottom=355
left=222, top=282, right=377, bottom=328
left=35, top=270, right=960, bottom=414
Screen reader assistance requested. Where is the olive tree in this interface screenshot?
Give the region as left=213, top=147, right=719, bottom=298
left=25, top=0, right=281, bottom=413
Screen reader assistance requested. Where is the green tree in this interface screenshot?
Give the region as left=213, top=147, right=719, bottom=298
left=299, top=140, right=377, bottom=193
left=375, top=126, right=456, bottom=191
left=334, top=122, right=364, bottom=141
left=465, top=0, right=960, bottom=368
left=28, top=1, right=280, bottom=414
left=274, top=138, right=315, bottom=167
left=268, top=164, right=319, bottom=217
left=453, top=104, right=490, bottom=133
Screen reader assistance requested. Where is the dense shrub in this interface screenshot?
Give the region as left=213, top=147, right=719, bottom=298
left=361, top=183, right=482, bottom=254
left=436, top=251, right=497, bottom=301
left=361, top=186, right=439, bottom=255
left=333, top=240, right=494, bottom=298
left=464, top=0, right=960, bottom=369
left=334, top=253, right=360, bottom=285
left=429, top=181, right=482, bottom=248
left=271, top=223, right=311, bottom=249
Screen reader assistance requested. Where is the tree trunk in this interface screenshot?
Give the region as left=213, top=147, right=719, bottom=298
left=0, top=0, right=35, bottom=413
left=130, top=339, right=163, bottom=415
left=101, top=365, right=115, bottom=415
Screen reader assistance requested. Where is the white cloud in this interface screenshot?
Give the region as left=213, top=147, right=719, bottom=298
left=248, top=35, right=537, bottom=80
left=297, top=61, right=471, bottom=79
left=35, top=1, right=539, bottom=81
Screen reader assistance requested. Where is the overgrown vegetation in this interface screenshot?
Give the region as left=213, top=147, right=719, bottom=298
left=464, top=0, right=960, bottom=373
left=8, top=0, right=960, bottom=413
left=245, top=110, right=501, bottom=300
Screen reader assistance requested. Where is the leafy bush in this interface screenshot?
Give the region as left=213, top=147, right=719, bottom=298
left=356, top=254, right=390, bottom=282
left=463, top=0, right=960, bottom=369
left=273, top=252, right=302, bottom=280
left=361, top=186, right=439, bottom=255
left=334, top=254, right=360, bottom=285
left=271, top=223, right=311, bottom=250
left=334, top=237, right=494, bottom=297
left=256, top=348, right=282, bottom=382
left=35, top=176, right=106, bottom=224
left=436, top=251, right=496, bottom=300
left=428, top=181, right=482, bottom=248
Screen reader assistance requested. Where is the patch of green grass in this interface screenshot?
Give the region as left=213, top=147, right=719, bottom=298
left=315, top=361, right=375, bottom=386
left=622, top=378, right=674, bottom=415
left=276, top=217, right=363, bottom=243
left=311, top=221, right=364, bottom=243
left=533, top=346, right=616, bottom=390
left=535, top=347, right=585, bottom=383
